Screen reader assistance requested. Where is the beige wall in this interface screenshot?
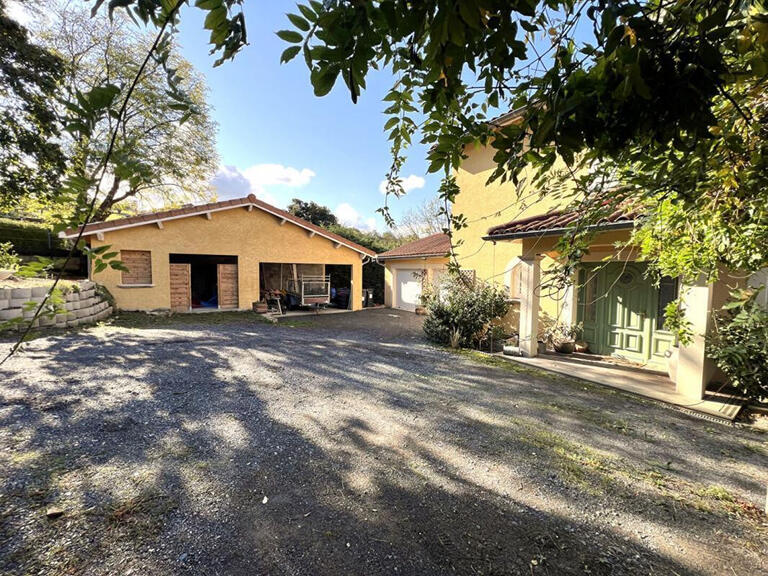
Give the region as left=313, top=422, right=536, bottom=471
left=89, top=206, right=364, bottom=311
left=453, top=144, right=576, bottom=320
left=383, top=257, right=449, bottom=308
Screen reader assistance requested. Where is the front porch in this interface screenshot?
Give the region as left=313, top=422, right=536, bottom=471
left=484, top=209, right=742, bottom=404
left=496, top=350, right=746, bottom=421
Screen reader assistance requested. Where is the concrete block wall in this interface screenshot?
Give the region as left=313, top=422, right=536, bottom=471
left=0, top=281, right=113, bottom=331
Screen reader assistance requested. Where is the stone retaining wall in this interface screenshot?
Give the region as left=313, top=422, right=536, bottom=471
left=0, top=281, right=112, bottom=330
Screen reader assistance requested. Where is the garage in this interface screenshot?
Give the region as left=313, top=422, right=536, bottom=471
left=395, top=269, right=423, bottom=311
left=168, top=254, right=238, bottom=311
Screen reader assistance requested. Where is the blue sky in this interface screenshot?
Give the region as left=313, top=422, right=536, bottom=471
left=176, top=2, right=439, bottom=231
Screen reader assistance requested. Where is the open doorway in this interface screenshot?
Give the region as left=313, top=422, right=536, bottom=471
left=169, top=254, right=238, bottom=310
left=326, top=264, right=352, bottom=309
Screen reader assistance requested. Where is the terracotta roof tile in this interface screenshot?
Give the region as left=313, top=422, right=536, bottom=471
left=377, top=233, right=451, bottom=259
left=485, top=206, right=636, bottom=239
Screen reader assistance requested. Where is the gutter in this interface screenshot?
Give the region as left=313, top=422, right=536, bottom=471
left=482, top=220, right=636, bottom=242
left=375, top=253, right=449, bottom=262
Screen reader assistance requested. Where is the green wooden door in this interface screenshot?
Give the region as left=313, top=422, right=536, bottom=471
left=577, top=263, right=676, bottom=368
left=602, top=264, right=653, bottom=362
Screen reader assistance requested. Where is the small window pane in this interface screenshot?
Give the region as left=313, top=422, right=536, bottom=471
left=656, top=276, right=679, bottom=330
left=121, top=250, right=152, bottom=285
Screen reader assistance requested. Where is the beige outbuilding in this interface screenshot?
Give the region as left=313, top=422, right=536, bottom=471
left=61, top=194, right=375, bottom=313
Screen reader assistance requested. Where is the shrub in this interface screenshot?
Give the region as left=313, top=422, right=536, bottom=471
left=422, top=273, right=510, bottom=348
left=707, top=288, right=768, bottom=401
left=0, top=242, right=20, bottom=270
left=0, top=218, right=66, bottom=255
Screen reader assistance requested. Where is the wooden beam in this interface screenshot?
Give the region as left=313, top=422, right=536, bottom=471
left=96, top=232, right=104, bottom=241
left=333, top=241, right=342, bottom=249
left=307, top=230, right=316, bottom=238
left=246, top=205, right=253, bottom=212
left=279, top=218, right=287, bottom=226
left=156, top=221, right=164, bottom=229
left=204, top=212, right=212, bottom=220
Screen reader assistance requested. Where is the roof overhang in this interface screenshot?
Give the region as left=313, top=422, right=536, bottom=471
left=482, top=220, right=636, bottom=242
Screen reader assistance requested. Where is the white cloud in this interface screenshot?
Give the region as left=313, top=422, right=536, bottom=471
left=335, top=203, right=379, bottom=231
left=211, top=163, right=315, bottom=207
left=378, top=174, right=426, bottom=195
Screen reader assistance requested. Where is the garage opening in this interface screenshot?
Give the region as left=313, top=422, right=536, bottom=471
left=259, top=263, right=352, bottom=311
left=169, top=254, right=238, bottom=310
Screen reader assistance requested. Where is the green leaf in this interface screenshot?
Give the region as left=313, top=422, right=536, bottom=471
left=276, top=30, right=304, bottom=44
left=204, top=6, right=227, bottom=30
left=287, top=13, right=310, bottom=32
left=281, top=45, right=301, bottom=64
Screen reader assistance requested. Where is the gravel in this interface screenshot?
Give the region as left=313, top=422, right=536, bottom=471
left=0, top=308, right=766, bottom=575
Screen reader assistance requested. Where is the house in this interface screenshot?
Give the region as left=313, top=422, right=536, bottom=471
left=377, top=233, right=450, bottom=311
left=381, top=111, right=764, bottom=404
left=60, top=194, right=375, bottom=312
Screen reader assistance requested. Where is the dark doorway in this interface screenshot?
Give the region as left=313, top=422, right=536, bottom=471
left=326, top=264, right=352, bottom=309
left=169, top=254, right=237, bottom=309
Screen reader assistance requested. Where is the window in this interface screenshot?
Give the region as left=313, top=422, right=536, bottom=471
left=120, top=250, right=152, bottom=285
left=578, top=268, right=597, bottom=323
left=656, top=276, right=679, bottom=330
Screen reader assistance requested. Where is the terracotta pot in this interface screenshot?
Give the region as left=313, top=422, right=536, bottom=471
left=665, top=347, right=679, bottom=382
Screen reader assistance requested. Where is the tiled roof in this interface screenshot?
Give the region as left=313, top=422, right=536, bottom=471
left=377, top=233, right=451, bottom=260
left=485, top=206, right=637, bottom=240
left=60, top=194, right=376, bottom=257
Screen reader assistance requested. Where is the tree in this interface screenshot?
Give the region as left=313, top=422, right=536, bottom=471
left=287, top=198, right=338, bottom=228
left=34, top=1, right=218, bottom=221
left=0, top=0, right=65, bottom=213
left=399, top=196, right=447, bottom=238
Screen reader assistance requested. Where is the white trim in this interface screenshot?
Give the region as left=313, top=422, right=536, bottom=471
left=156, top=221, right=164, bottom=229
left=59, top=200, right=375, bottom=257
left=247, top=205, right=253, bottom=212
left=96, top=232, right=104, bottom=241
left=204, top=212, right=212, bottom=220
left=307, top=230, right=316, bottom=238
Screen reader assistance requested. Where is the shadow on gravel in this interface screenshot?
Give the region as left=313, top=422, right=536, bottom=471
left=0, top=313, right=765, bottom=575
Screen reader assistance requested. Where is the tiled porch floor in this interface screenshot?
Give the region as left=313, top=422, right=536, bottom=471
left=496, top=351, right=746, bottom=422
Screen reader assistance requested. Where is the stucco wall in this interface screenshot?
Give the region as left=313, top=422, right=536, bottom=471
left=383, top=257, right=449, bottom=308
left=452, top=144, right=575, bottom=320
left=88, top=207, right=365, bottom=311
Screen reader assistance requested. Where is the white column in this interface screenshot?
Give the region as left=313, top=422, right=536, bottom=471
left=676, top=278, right=714, bottom=399
left=518, top=257, right=541, bottom=357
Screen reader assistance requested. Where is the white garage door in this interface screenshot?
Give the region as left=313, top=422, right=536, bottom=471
left=396, top=269, right=423, bottom=311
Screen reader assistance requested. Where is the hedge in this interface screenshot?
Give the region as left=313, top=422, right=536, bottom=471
left=0, top=218, right=68, bottom=256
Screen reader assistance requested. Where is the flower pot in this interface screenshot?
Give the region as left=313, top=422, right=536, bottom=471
left=574, top=340, right=589, bottom=353
left=665, top=347, right=679, bottom=382
left=0, top=270, right=13, bottom=281
left=554, top=340, right=575, bottom=354
left=414, top=305, right=427, bottom=316
left=537, top=340, right=547, bottom=354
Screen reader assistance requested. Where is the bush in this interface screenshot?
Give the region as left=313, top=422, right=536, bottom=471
left=707, top=288, right=768, bottom=401
left=0, top=218, right=66, bottom=255
left=422, top=273, right=510, bottom=348
left=0, top=242, right=21, bottom=270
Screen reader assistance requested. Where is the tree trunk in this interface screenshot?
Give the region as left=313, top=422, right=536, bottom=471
left=93, top=176, right=122, bottom=221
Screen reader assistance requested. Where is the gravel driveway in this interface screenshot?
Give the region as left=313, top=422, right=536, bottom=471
left=1, top=308, right=766, bottom=575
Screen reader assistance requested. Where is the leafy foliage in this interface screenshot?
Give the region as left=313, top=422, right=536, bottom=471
left=288, top=198, right=338, bottom=228
left=34, top=1, right=218, bottom=221
left=0, top=218, right=67, bottom=256
left=707, top=289, right=768, bottom=400
left=421, top=273, right=509, bottom=348
left=0, top=0, right=66, bottom=212
left=0, top=241, right=20, bottom=270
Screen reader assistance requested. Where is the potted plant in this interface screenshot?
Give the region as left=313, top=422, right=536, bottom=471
left=0, top=242, right=20, bottom=281
left=542, top=322, right=583, bottom=354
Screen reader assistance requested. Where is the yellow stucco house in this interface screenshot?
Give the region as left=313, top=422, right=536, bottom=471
left=61, top=194, right=375, bottom=313
left=380, top=111, right=764, bottom=404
